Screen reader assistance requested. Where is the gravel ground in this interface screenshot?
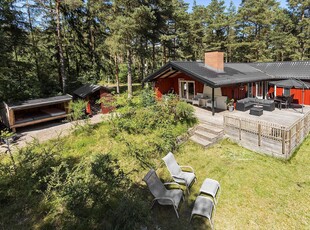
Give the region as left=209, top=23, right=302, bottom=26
left=0, top=114, right=109, bottom=153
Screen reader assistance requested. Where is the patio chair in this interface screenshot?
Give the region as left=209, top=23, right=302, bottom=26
left=143, top=168, right=184, bottom=218
left=192, top=93, right=204, bottom=106
left=281, top=95, right=293, bottom=109
left=162, top=152, right=197, bottom=194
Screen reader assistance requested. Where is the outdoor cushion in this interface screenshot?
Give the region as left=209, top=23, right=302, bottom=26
left=41, top=108, right=66, bottom=116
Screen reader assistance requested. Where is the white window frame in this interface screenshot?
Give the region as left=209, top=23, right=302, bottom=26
left=178, top=79, right=195, bottom=100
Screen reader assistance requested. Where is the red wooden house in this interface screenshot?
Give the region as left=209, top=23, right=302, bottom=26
left=144, top=51, right=310, bottom=115
left=73, top=84, right=114, bottom=115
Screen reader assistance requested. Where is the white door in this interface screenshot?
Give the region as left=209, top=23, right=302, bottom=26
left=179, top=80, right=195, bottom=100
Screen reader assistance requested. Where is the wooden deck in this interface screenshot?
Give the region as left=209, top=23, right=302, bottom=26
left=230, top=106, right=310, bottom=128
left=194, top=105, right=310, bottom=159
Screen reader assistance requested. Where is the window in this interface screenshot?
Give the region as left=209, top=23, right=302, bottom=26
left=283, top=88, right=290, bottom=97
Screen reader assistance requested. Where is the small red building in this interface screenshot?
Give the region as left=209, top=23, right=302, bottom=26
left=144, top=51, right=310, bottom=115
left=73, top=84, right=114, bottom=115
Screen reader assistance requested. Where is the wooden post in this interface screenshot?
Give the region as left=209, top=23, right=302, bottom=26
left=282, top=128, right=286, bottom=155
left=288, top=129, right=292, bottom=153
left=9, top=109, right=15, bottom=127
left=239, top=118, right=241, bottom=140
left=258, top=124, right=261, bottom=146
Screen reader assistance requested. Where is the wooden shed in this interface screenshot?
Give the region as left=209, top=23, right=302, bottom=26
left=73, top=84, right=114, bottom=115
left=0, top=94, right=72, bottom=132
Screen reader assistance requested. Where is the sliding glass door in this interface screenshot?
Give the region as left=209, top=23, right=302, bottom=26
left=179, top=80, right=195, bottom=100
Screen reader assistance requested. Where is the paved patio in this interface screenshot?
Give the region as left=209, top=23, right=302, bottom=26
left=0, top=113, right=108, bottom=153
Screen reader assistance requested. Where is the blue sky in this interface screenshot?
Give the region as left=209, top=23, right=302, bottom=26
left=184, top=0, right=288, bottom=10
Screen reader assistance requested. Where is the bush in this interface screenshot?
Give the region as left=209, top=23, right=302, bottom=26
left=69, top=100, right=87, bottom=121
left=175, top=101, right=196, bottom=123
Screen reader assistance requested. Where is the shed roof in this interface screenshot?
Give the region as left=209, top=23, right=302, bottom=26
left=73, top=84, right=103, bottom=98
left=6, top=94, right=72, bottom=110
left=144, top=61, right=272, bottom=87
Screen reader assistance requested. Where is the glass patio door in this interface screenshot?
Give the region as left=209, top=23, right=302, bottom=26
left=255, top=81, right=268, bottom=99
left=179, top=80, right=195, bottom=100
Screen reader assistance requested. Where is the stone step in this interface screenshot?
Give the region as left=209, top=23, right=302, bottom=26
left=194, top=130, right=219, bottom=142
left=197, top=123, right=224, bottom=135
left=189, top=135, right=212, bottom=147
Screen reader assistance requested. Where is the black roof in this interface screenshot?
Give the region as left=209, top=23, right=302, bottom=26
left=73, top=84, right=103, bottom=98
left=250, top=61, right=310, bottom=79
left=144, top=60, right=310, bottom=87
left=269, top=79, right=310, bottom=89
left=6, top=94, right=72, bottom=110
left=144, top=61, right=271, bottom=87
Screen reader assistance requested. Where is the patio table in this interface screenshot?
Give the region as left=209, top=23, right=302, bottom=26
left=250, top=107, right=263, bottom=116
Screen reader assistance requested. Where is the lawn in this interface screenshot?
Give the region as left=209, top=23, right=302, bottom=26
left=0, top=91, right=309, bottom=229
left=154, top=138, right=310, bottom=229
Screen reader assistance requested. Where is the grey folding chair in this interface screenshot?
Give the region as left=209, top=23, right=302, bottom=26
left=162, top=152, right=197, bottom=194
left=143, top=168, right=184, bottom=218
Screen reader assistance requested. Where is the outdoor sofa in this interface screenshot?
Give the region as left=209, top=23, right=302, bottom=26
left=236, top=98, right=275, bottom=112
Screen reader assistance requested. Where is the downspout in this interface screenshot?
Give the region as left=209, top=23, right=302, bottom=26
left=212, top=87, right=215, bottom=116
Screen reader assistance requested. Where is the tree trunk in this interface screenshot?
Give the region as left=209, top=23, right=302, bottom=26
left=127, top=49, right=132, bottom=98
left=56, top=0, right=66, bottom=94
left=27, top=0, right=41, bottom=89
left=114, top=54, right=120, bottom=94
left=152, top=41, right=156, bottom=71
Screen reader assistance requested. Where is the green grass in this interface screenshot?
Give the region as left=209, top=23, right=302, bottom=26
left=37, top=125, right=310, bottom=229
left=1, top=120, right=309, bottom=229
left=154, top=138, right=310, bottom=229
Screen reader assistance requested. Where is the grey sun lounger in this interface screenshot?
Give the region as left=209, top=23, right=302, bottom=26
left=162, top=152, right=197, bottom=194
left=143, top=168, right=184, bottom=218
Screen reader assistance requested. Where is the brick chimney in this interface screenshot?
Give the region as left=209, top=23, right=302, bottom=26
left=204, top=51, right=224, bottom=72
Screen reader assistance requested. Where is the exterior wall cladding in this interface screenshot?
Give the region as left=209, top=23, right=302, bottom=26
left=154, top=73, right=204, bottom=98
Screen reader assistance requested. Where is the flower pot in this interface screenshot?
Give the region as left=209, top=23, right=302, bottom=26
left=228, top=105, right=234, bottom=112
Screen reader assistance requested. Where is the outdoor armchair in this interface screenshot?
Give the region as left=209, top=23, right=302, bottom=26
left=162, top=152, right=197, bottom=194
left=192, top=93, right=204, bottom=106
left=143, top=168, right=184, bottom=218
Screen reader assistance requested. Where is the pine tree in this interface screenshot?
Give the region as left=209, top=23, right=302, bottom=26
left=236, top=0, right=280, bottom=62
left=288, top=0, right=310, bottom=60
left=199, top=0, right=227, bottom=59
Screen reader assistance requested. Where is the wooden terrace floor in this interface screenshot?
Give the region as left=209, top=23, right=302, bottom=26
left=194, top=105, right=310, bottom=128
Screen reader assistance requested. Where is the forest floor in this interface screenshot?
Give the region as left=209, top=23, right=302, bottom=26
left=0, top=113, right=109, bottom=153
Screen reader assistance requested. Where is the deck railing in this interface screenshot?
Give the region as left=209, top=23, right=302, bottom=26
left=223, top=110, right=310, bottom=159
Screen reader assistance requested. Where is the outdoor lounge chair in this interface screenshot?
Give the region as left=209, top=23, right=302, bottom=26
left=143, top=168, right=184, bottom=218
left=162, top=152, right=197, bottom=194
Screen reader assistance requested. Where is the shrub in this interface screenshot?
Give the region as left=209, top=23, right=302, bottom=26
left=69, top=100, right=87, bottom=121
left=139, top=88, right=156, bottom=107
left=175, top=101, right=196, bottom=123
